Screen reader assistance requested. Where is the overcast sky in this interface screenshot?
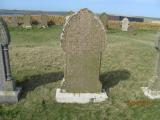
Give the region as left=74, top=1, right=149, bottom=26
left=1, top=0, right=160, bottom=18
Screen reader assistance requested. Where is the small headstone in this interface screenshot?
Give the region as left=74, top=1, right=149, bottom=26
left=56, top=8, right=108, bottom=103
left=99, top=13, right=108, bottom=29
left=121, top=17, right=129, bottom=31
left=11, top=16, right=18, bottom=27
left=0, top=17, right=21, bottom=103
left=142, top=32, right=160, bottom=99
left=23, top=14, right=32, bottom=29
left=40, top=14, right=48, bottom=28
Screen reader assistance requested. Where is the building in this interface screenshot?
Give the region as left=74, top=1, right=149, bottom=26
left=108, top=15, right=144, bottom=22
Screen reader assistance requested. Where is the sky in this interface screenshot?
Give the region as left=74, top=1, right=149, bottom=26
left=0, top=0, right=160, bottom=18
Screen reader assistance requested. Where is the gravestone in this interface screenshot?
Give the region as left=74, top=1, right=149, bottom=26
left=121, top=17, right=129, bottom=31
left=40, top=14, right=48, bottom=28
left=99, top=13, right=108, bottom=29
left=56, top=8, right=108, bottom=103
left=0, top=17, right=21, bottom=103
left=23, top=14, right=32, bottom=29
left=142, top=32, right=160, bottom=99
left=11, top=16, right=18, bottom=27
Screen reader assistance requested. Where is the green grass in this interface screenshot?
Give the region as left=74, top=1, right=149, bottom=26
left=0, top=26, right=160, bottom=120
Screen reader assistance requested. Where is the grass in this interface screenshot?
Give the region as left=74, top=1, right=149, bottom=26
left=0, top=26, right=160, bottom=120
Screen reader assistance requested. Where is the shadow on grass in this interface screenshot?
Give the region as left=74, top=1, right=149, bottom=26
left=100, top=69, right=130, bottom=93
left=17, top=70, right=130, bottom=99
left=17, top=72, right=63, bottom=99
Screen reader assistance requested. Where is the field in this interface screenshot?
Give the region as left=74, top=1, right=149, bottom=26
left=2, top=15, right=160, bottom=30
left=0, top=26, right=160, bottom=120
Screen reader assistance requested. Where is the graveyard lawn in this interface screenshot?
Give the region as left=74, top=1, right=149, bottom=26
left=0, top=26, right=160, bottom=120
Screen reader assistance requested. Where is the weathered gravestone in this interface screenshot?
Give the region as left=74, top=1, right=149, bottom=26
left=99, top=13, right=108, bottom=29
left=142, top=32, right=160, bottom=99
left=11, top=16, right=18, bottom=27
left=121, top=17, right=129, bottom=31
left=40, top=14, right=48, bottom=28
left=23, top=14, right=32, bottom=29
left=0, top=17, right=21, bottom=103
left=56, top=8, right=108, bottom=103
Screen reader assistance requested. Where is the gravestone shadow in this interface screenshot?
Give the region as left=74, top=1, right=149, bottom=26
left=100, top=69, right=130, bottom=94
left=17, top=72, right=63, bottom=99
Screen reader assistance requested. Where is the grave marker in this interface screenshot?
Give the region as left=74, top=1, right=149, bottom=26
left=56, top=9, right=108, bottom=103
left=142, top=32, right=160, bottom=99
left=99, top=13, right=108, bottom=29
left=11, top=16, right=18, bottom=27
left=0, top=17, right=21, bottom=103
left=23, top=14, right=32, bottom=29
left=41, top=14, right=48, bottom=28
left=121, top=17, right=129, bottom=31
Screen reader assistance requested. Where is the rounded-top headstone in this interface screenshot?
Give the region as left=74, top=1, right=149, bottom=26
left=121, top=17, right=129, bottom=31
left=60, top=8, right=107, bottom=93
left=0, top=17, right=11, bottom=45
left=61, top=8, right=106, bottom=53
left=99, top=12, right=108, bottom=29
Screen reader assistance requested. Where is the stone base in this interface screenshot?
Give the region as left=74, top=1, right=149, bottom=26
left=142, top=87, right=160, bottom=99
left=23, top=26, right=32, bottom=29
left=55, top=88, right=108, bottom=104
left=0, top=87, right=22, bottom=103
left=41, top=26, right=48, bottom=28
left=121, top=29, right=128, bottom=32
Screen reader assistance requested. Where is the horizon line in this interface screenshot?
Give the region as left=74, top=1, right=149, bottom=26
left=1, top=8, right=160, bottom=19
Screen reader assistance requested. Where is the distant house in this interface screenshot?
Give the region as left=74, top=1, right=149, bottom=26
left=108, top=15, right=144, bottom=22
